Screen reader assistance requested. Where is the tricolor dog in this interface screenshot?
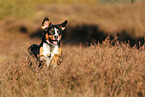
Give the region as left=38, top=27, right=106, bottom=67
left=28, top=17, right=68, bottom=67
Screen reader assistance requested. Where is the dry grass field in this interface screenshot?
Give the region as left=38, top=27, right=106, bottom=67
left=0, top=0, right=145, bottom=97
left=1, top=40, right=145, bottom=97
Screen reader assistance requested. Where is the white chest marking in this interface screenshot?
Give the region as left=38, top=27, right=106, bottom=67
left=40, top=43, right=59, bottom=67
left=42, top=43, right=51, bottom=57
left=42, top=43, right=59, bottom=59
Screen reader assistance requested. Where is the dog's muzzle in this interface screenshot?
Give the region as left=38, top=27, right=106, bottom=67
left=54, top=35, right=58, bottom=40
left=52, top=35, right=59, bottom=45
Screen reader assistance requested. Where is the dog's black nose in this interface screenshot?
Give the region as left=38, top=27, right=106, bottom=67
left=54, top=35, right=58, bottom=39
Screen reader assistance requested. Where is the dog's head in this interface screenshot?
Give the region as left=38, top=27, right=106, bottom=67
left=42, top=17, right=67, bottom=45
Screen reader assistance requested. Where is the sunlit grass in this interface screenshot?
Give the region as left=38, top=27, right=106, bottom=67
left=0, top=1, right=145, bottom=96
left=0, top=0, right=34, bottom=19
left=1, top=39, right=145, bottom=97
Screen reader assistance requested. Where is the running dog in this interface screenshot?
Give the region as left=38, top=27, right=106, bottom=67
left=28, top=17, right=67, bottom=67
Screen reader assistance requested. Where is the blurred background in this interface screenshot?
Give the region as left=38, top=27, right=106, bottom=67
left=1, top=1, right=145, bottom=97
left=0, top=0, right=145, bottom=57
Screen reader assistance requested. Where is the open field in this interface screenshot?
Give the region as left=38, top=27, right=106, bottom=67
left=0, top=1, right=145, bottom=97
left=1, top=40, right=145, bottom=97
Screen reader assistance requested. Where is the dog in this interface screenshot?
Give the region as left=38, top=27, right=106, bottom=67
left=28, top=17, right=67, bottom=67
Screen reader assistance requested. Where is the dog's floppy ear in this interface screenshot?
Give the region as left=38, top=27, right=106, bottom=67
left=42, top=17, right=51, bottom=29
left=59, top=20, right=68, bottom=30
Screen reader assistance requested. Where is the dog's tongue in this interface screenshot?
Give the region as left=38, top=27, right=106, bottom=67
left=53, top=41, right=58, bottom=45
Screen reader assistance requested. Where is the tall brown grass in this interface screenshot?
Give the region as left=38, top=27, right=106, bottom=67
left=1, top=39, right=145, bottom=97
left=0, top=1, right=145, bottom=97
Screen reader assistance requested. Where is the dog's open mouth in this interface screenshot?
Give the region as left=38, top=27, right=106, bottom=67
left=48, top=37, right=59, bottom=45
left=52, top=40, right=58, bottom=45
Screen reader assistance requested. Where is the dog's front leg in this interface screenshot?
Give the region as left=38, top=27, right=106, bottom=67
left=57, top=47, right=63, bottom=65
left=39, top=56, right=51, bottom=67
left=51, top=47, right=62, bottom=66
left=46, top=57, right=52, bottom=67
left=51, top=54, right=58, bottom=67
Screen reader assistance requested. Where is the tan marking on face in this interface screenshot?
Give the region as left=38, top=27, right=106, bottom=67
left=48, top=35, right=55, bottom=40
left=45, top=33, right=49, bottom=41
left=59, top=35, right=62, bottom=40
left=59, top=25, right=62, bottom=27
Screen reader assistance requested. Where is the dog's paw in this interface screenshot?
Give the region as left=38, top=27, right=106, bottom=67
left=57, top=56, right=63, bottom=65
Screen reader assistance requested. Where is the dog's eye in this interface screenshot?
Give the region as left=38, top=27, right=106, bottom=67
left=57, top=29, right=61, bottom=34
left=49, top=29, right=54, bottom=34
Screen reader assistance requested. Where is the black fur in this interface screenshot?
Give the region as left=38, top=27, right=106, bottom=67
left=28, top=44, right=39, bottom=60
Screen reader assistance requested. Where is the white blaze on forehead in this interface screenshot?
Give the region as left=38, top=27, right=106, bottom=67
left=54, top=27, right=59, bottom=41
left=54, top=28, right=58, bottom=35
